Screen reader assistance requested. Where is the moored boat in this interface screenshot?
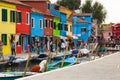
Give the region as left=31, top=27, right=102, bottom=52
left=0, top=72, right=37, bottom=80
left=47, top=56, right=76, bottom=71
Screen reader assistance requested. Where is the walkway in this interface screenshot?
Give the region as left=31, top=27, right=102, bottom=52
left=17, top=52, right=120, bottom=80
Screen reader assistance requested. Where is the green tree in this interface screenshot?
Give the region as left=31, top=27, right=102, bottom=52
left=57, top=0, right=81, bottom=10
left=82, top=0, right=107, bottom=23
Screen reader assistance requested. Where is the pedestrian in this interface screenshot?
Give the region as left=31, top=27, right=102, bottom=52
left=11, top=40, right=16, bottom=56
left=0, top=41, right=4, bottom=61
left=61, top=39, right=66, bottom=52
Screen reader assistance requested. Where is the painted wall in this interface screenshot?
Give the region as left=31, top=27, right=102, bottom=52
left=31, top=12, right=44, bottom=37
left=67, top=21, right=72, bottom=37
left=53, top=17, right=60, bottom=37
left=16, top=5, right=31, bottom=54
left=73, top=16, right=92, bottom=43
left=0, top=2, right=16, bottom=55
left=59, top=9, right=72, bottom=19
left=60, top=13, right=67, bottom=36
left=16, top=6, right=31, bottom=34
left=21, top=1, right=53, bottom=36
left=112, top=23, right=120, bottom=39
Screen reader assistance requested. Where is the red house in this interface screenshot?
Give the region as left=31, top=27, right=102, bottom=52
left=112, top=23, right=120, bottom=39
left=15, top=1, right=31, bottom=54
left=20, top=0, right=54, bottom=37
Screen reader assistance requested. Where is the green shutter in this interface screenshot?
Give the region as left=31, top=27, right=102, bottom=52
left=13, top=11, right=15, bottom=22
left=2, top=9, right=7, bottom=21
left=1, top=34, right=7, bottom=45
left=19, top=12, right=22, bottom=23
left=28, top=35, right=30, bottom=45
left=10, top=11, right=15, bottom=22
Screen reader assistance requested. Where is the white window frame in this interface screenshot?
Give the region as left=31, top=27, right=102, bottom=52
left=31, top=18, right=35, bottom=28
left=39, top=19, right=43, bottom=29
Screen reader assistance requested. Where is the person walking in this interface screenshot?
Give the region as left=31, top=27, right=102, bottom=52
left=0, top=41, right=4, bottom=61
left=11, top=41, right=16, bottom=56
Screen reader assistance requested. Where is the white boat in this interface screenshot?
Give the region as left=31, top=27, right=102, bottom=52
left=0, top=72, right=37, bottom=80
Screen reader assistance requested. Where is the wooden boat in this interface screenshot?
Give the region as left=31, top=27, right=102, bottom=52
left=5, top=56, right=27, bottom=66
left=47, top=56, right=76, bottom=71
left=30, top=54, right=48, bottom=63
left=0, top=72, right=37, bottom=80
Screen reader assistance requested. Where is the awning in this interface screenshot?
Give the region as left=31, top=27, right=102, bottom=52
left=72, top=35, right=78, bottom=39
left=60, top=36, right=67, bottom=40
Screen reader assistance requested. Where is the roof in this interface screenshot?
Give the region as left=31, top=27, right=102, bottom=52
left=1, top=0, right=31, bottom=8
left=73, top=13, right=92, bottom=16
left=32, top=8, right=44, bottom=14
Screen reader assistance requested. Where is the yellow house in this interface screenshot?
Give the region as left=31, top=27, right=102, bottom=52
left=59, top=6, right=72, bottom=19
left=67, top=20, right=72, bottom=38
left=0, top=2, right=16, bottom=55
left=59, top=7, right=73, bottom=38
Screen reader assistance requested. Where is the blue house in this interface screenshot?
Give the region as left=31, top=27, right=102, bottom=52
left=31, top=8, right=44, bottom=52
left=50, top=4, right=67, bottom=38
left=60, top=12, right=67, bottom=37
left=72, top=13, right=92, bottom=43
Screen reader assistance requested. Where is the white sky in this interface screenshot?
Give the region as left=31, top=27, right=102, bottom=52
left=50, top=0, right=120, bottom=24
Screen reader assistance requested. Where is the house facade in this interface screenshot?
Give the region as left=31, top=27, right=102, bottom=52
left=16, top=2, right=31, bottom=54
left=112, top=23, right=120, bottom=39
left=72, top=13, right=92, bottom=43
left=31, top=8, right=44, bottom=52
left=0, top=1, right=16, bottom=55
left=20, top=0, right=54, bottom=49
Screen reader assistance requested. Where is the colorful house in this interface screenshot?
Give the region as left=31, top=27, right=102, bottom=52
left=0, top=1, right=16, bottom=55
left=72, top=13, right=92, bottom=43
left=20, top=0, right=54, bottom=49
left=50, top=4, right=61, bottom=45
left=112, top=23, right=120, bottom=39
left=15, top=1, right=31, bottom=54
left=59, top=6, right=73, bottom=39
left=31, top=8, right=44, bottom=52
left=60, top=12, right=67, bottom=38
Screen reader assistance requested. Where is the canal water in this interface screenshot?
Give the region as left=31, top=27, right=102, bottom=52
left=0, top=60, right=40, bottom=72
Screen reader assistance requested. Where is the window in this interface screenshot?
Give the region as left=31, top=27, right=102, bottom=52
left=58, top=23, right=62, bottom=30
left=17, top=12, right=22, bottom=23
left=10, top=10, right=16, bottom=22
left=2, top=9, right=7, bottom=22
left=81, top=28, right=86, bottom=33
left=26, top=12, right=29, bottom=24
left=40, top=19, right=43, bottom=29
left=1, top=34, right=7, bottom=45
left=44, top=19, right=47, bottom=28
left=53, top=22, right=56, bottom=29
left=47, top=3, right=50, bottom=9
left=64, top=24, right=68, bottom=31
left=50, top=20, right=53, bottom=28
left=31, top=18, right=34, bottom=28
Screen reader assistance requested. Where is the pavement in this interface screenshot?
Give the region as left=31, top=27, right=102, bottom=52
left=17, top=51, right=120, bottom=80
